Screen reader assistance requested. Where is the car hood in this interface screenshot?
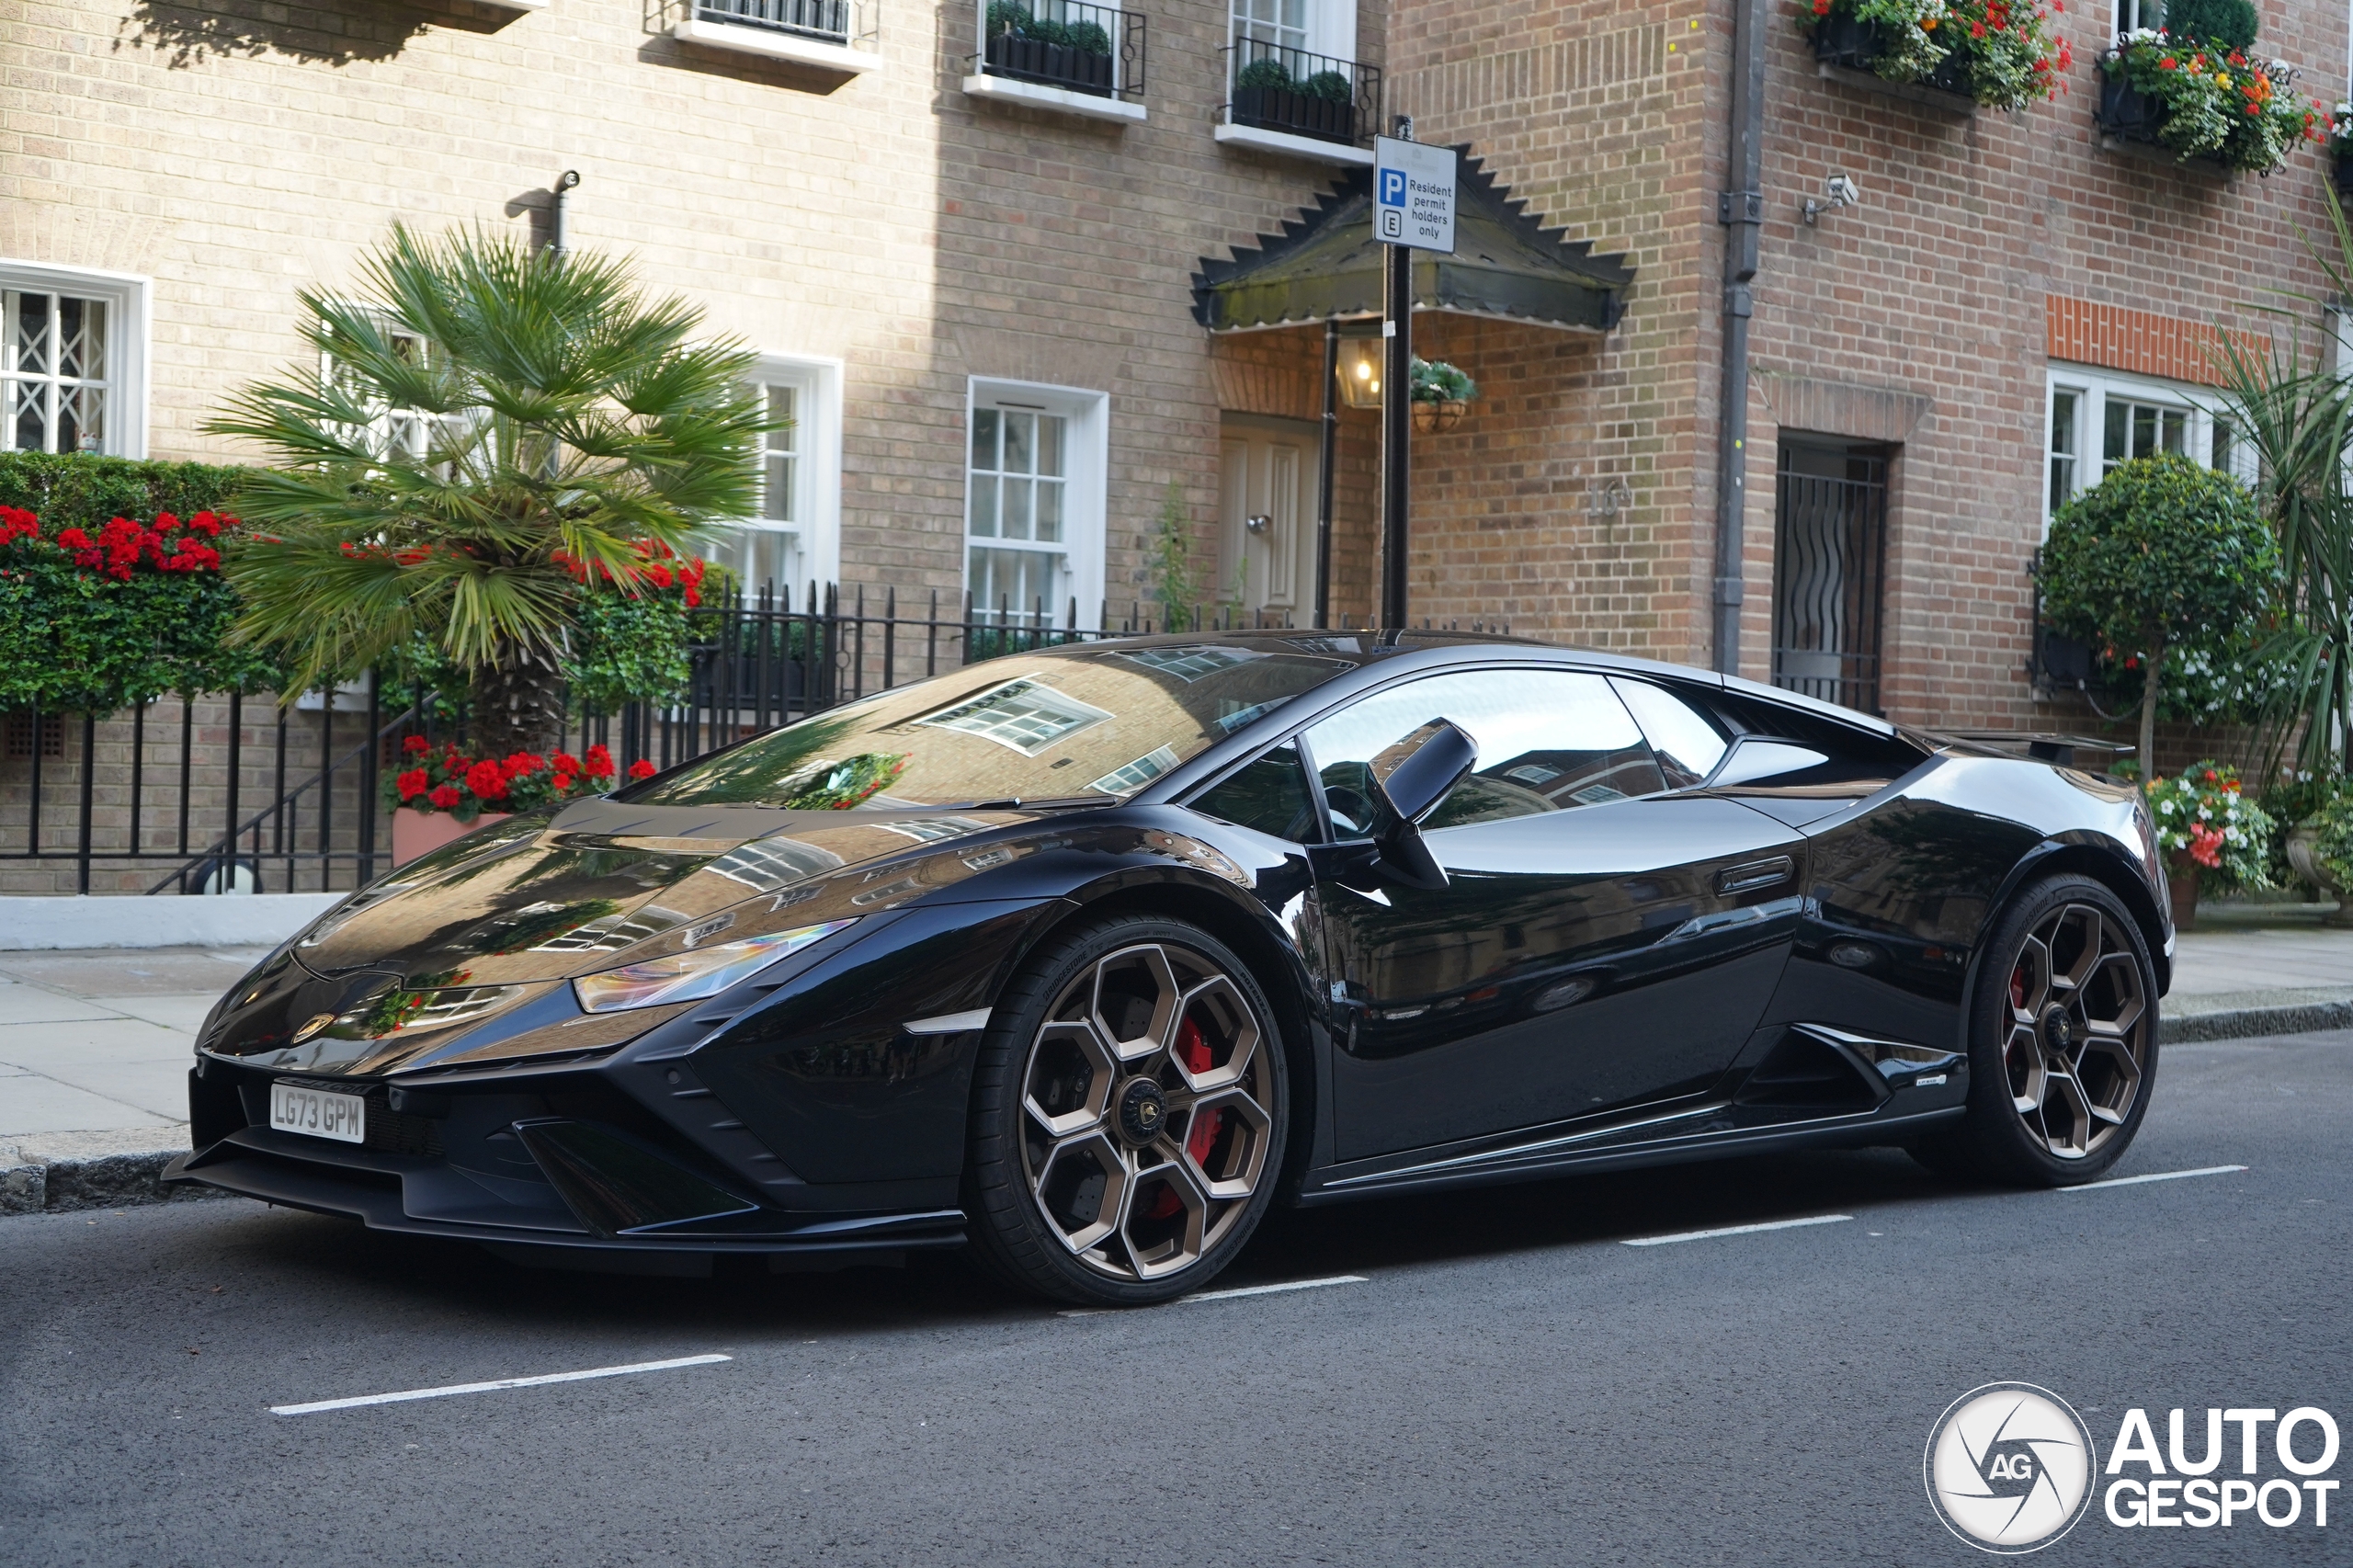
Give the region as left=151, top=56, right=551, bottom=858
left=291, top=794, right=1049, bottom=986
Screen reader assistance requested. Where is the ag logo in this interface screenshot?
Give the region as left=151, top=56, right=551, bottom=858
left=291, top=1012, right=336, bottom=1044
left=1925, top=1382, right=2097, bottom=1553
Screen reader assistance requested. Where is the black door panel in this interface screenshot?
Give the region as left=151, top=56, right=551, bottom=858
left=1323, top=795, right=1804, bottom=1159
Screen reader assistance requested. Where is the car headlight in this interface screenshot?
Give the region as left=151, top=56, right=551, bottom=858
left=571, top=919, right=858, bottom=1013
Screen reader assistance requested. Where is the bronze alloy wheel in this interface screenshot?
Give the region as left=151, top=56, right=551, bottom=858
left=1017, top=940, right=1277, bottom=1282
left=1910, top=875, right=2160, bottom=1187
left=1999, top=901, right=2149, bottom=1161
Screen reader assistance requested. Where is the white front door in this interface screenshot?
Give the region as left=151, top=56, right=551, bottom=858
left=1217, top=416, right=1320, bottom=622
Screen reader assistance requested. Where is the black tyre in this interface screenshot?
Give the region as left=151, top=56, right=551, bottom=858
left=1909, top=874, right=2159, bottom=1186
left=963, top=915, right=1289, bottom=1306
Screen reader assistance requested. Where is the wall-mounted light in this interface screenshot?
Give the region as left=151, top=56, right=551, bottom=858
left=1336, top=335, right=1384, bottom=409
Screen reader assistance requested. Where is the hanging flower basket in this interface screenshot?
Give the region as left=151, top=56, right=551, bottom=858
left=1407, top=358, right=1476, bottom=434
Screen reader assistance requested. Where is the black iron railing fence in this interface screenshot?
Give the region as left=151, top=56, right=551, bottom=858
left=0, top=588, right=1499, bottom=898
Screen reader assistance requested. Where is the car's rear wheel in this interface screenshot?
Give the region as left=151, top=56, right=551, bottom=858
left=1909, top=875, right=2159, bottom=1186
left=964, top=916, right=1288, bottom=1306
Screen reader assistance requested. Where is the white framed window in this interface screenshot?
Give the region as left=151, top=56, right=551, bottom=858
left=918, top=675, right=1112, bottom=752
left=1, top=261, right=149, bottom=458
left=721, top=355, right=841, bottom=608
left=2115, top=0, right=2161, bottom=33
left=1230, top=0, right=1353, bottom=59
left=319, top=311, right=452, bottom=467
left=2042, top=365, right=2255, bottom=533
left=965, top=379, right=1106, bottom=629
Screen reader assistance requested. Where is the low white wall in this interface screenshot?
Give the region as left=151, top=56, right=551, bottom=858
left=0, top=893, right=342, bottom=951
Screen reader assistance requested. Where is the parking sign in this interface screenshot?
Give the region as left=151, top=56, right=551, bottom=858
left=1371, top=137, right=1457, bottom=254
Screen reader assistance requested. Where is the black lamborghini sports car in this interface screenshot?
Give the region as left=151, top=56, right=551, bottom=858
left=169, top=632, right=2170, bottom=1304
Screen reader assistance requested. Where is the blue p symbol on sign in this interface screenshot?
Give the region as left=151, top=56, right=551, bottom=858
left=1379, top=169, right=1406, bottom=207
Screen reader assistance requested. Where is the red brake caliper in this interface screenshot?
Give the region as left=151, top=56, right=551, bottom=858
left=1176, top=1013, right=1222, bottom=1168
left=2009, top=966, right=2027, bottom=1012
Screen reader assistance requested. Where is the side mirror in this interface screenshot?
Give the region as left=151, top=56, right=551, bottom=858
left=1365, top=719, right=1478, bottom=890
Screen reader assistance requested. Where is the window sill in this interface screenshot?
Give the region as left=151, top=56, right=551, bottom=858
left=961, top=74, right=1145, bottom=124
left=1213, top=122, right=1373, bottom=167
left=1813, top=62, right=1973, bottom=117
left=481, top=0, right=550, bottom=9
left=670, top=17, right=881, bottom=73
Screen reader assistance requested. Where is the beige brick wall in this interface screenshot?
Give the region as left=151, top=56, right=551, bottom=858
left=3, top=0, right=1388, bottom=623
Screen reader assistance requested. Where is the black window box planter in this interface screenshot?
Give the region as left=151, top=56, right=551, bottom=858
left=2332, top=150, right=2353, bottom=198
left=984, top=32, right=1114, bottom=97
left=2096, top=72, right=2235, bottom=170
left=1810, top=14, right=1971, bottom=98
left=1231, top=84, right=1358, bottom=145
left=2095, top=73, right=2166, bottom=143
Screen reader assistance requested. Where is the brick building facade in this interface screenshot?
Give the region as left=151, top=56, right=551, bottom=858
left=4, top=0, right=2341, bottom=776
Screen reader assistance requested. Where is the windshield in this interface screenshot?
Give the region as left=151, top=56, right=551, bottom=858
left=627, top=642, right=1350, bottom=810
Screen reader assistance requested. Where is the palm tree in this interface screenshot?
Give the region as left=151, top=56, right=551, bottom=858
left=2214, top=197, right=2353, bottom=778
left=208, top=225, right=767, bottom=758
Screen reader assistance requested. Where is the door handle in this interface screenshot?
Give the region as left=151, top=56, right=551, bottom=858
left=1717, top=856, right=1794, bottom=895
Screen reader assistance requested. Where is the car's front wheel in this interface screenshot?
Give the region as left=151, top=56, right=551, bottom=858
left=1910, top=874, right=2159, bottom=1186
left=963, top=916, right=1288, bottom=1305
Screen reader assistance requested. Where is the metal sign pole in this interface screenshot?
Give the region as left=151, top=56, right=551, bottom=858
left=1371, top=121, right=1454, bottom=634
left=1381, top=235, right=1411, bottom=631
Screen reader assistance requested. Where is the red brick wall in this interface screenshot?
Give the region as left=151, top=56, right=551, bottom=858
left=1377, top=0, right=2342, bottom=731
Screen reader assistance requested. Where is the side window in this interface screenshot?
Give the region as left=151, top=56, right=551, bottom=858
left=1192, top=741, right=1320, bottom=844
left=1608, top=678, right=1731, bottom=789
left=1302, top=669, right=1665, bottom=837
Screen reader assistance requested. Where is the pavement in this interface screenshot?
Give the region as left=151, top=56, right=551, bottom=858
left=1, top=907, right=2347, bottom=1215
left=0, top=1025, right=2345, bottom=1565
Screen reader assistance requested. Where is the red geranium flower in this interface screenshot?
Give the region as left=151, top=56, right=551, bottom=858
left=396, top=768, right=429, bottom=801
left=553, top=752, right=582, bottom=775
left=502, top=752, right=546, bottom=778
left=465, top=760, right=510, bottom=801
left=583, top=744, right=617, bottom=779
left=404, top=735, right=431, bottom=755
left=428, top=784, right=462, bottom=810
left=628, top=758, right=658, bottom=780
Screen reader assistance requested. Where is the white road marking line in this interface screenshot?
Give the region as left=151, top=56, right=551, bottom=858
left=269, top=1354, right=731, bottom=1416
left=1622, top=1214, right=1853, bottom=1247
left=1181, top=1274, right=1367, bottom=1303
left=2058, top=1164, right=2248, bottom=1191
left=1056, top=1274, right=1369, bottom=1317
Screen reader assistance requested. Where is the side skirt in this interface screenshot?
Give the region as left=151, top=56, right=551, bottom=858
left=1290, top=1102, right=1966, bottom=1207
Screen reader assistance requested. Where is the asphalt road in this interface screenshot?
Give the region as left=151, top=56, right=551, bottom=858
left=3, top=1029, right=2347, bottom=1568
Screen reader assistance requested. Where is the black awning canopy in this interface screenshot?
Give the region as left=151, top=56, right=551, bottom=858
left=1192, top=155, right=1636, bottom=335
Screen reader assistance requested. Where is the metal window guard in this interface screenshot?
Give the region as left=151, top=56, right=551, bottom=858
left=1220, top=40, right=1381, bottom=148
left=972, top=0, right=1145, bottom=102
left=694, top=0, right=874, bottom=49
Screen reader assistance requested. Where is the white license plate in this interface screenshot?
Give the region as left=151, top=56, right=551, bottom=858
left=269, top=1082, right=366, bottom=1144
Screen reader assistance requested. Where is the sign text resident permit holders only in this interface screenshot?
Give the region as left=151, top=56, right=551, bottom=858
left=1372, top=137, right=1458, bottom=254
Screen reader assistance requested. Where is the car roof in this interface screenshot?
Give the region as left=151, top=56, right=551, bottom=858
left=1069, top=631, right=1899, bottom=805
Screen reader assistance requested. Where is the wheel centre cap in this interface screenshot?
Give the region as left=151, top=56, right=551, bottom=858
left=2041, top=1006, right=2075, bottom=1054
left=1115, top=1076, right=1168, bottom=1146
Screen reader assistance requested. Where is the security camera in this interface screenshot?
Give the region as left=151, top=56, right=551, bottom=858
left=1802, top=174, right=1861, bottom=226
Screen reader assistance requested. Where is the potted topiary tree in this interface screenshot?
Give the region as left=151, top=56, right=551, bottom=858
left=984, top=0, right=1115, bottom=96
left=2042, top=449, right=2278, bottom=795
left=2039, top=451, right=2282, bottom=794
left=1231, top=51, right=1358, bottom=143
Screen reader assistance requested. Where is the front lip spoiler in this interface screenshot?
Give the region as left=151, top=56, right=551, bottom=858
left=162, top=1145, right=967, bottom=1257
